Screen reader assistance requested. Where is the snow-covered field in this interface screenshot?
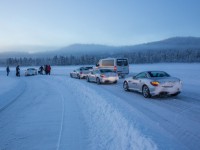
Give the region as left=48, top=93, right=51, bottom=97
left=0, top=63, right=200, bottom=150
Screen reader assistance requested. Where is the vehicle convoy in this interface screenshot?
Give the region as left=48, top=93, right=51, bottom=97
left=96, top=58, right=129, bottom=77
left=123, top=71, right=182, bottom=98
left=87, top=68, right=119, bottom=84
left=70, top=66, right=93, bottom=79
left=25, top=68, right=37, bottom=76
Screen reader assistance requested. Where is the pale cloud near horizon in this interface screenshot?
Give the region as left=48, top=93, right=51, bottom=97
left=0, top=0, right=200, bottom=52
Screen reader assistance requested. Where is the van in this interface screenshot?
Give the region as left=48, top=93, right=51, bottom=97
left=96, top=58, right=129, bottom=77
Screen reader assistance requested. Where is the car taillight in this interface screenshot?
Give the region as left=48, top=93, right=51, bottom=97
left=150, top=81, right=160, bottom=86
left=114, top=66, right=117, bottom=71
left=100, top=74, right=105, bottom=78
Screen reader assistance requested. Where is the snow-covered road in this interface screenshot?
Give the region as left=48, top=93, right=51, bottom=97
left=0, top=63, right=200, bottom=150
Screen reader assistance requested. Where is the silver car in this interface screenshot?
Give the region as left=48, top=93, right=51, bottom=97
left=123, top=71, right=182, bottom=98
left=70, top=66, right=93, bottom=79
left=87, top=69, right=119, bottom=84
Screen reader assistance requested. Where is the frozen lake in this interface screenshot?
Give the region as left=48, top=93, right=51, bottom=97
left=0, top=63, right=200, bottom=150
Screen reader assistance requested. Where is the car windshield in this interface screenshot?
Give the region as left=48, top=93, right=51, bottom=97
left=100, top=69, right=115, bottom=73
left=148, top=71, right=170, bottom=77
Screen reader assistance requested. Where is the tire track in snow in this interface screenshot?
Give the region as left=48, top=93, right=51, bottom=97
left=56, top=90, right=65, bottom=150
left=38, top=78, right=66, bottom=150
left=41, top=77, right=88, bottom=150
left=0, top=80, right=27, bottom=112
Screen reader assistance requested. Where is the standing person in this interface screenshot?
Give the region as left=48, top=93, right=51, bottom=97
left=16, top=65, right=20, bottom=77
left=6, top=66, right=10, bottom=76
left=39, top=66, right=44, bottom=75
left=47, top=65, right=51, bottom=75
left=45, top=65, right=48, bottom=75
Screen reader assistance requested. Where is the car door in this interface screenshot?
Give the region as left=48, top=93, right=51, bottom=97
left=73, top=70, right=78, bottom=78
left=116, top=59, right=129, bottom=74
left=130, top=72, right=147, bottom=91
left=89, top=71, right=96, bottom=81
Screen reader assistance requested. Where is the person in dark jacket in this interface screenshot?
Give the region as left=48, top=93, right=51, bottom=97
left=16, top=65, right=20, bottom=77
left=6, top=66, right=10, bottom=76
left=45, top=65, right=48, bottom=75
left=39, top=66, right=44, bottom=75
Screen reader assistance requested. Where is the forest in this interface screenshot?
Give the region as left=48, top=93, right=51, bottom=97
left=4, top=49, right=200, bottom=66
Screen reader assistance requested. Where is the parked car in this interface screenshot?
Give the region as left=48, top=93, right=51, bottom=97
left=25, top=68, right=37, bottom=76
left=70, top=66, right=93, bottom=79
left=123, top=71, right=182, bottom=98
left=84, top=66, right=93, bottom=71
left=96, top=58, right=129, bottom=78
left=87, top=68, right=119, bottom=84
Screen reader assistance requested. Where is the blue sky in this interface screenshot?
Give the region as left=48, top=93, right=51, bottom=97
left=0, top=0, right=200, bottom=52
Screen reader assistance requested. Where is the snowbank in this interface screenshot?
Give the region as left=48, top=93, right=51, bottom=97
left=67, top=78, right=157, bottom=150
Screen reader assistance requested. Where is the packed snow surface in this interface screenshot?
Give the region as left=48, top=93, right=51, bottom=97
left=0, top=63, right=200, bottom=150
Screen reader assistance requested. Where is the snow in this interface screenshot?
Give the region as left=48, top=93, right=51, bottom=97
left=0, top=63, right=200, bottom=150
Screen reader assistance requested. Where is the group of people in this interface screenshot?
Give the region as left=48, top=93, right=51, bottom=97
left=38, top=65, right=51, bottom=75
left=6, top=65, right=51, bottom=76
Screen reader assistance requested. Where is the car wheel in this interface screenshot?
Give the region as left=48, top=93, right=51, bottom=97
left=171, top=92, right=180, bottom=97
left=123, top=81, right=130, bottom=91
left=142, top=85, right=151, bottom=98
left=96, top=78, right=101, bottom=84
left=114, top=80, right=117, bottom=84
left=70, top=74, right=73, bottom=78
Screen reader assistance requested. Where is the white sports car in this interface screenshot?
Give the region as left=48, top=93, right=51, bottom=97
left=123, top=71, right=182, bottom=98
left=25, top=68, right=37, bottom=76
left=87, top=68, right=119, bottom=84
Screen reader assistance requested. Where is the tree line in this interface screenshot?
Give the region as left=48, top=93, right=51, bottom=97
left=4, top=49, right=200, bottom=66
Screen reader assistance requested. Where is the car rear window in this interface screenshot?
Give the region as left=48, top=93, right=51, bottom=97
left=84, top=67, right=93, bottom=70
left=117, top=59, right=128, bottom=66
left=148, top=71, right=170, bottom=77
left=101, top=60, right=114, bottom=66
